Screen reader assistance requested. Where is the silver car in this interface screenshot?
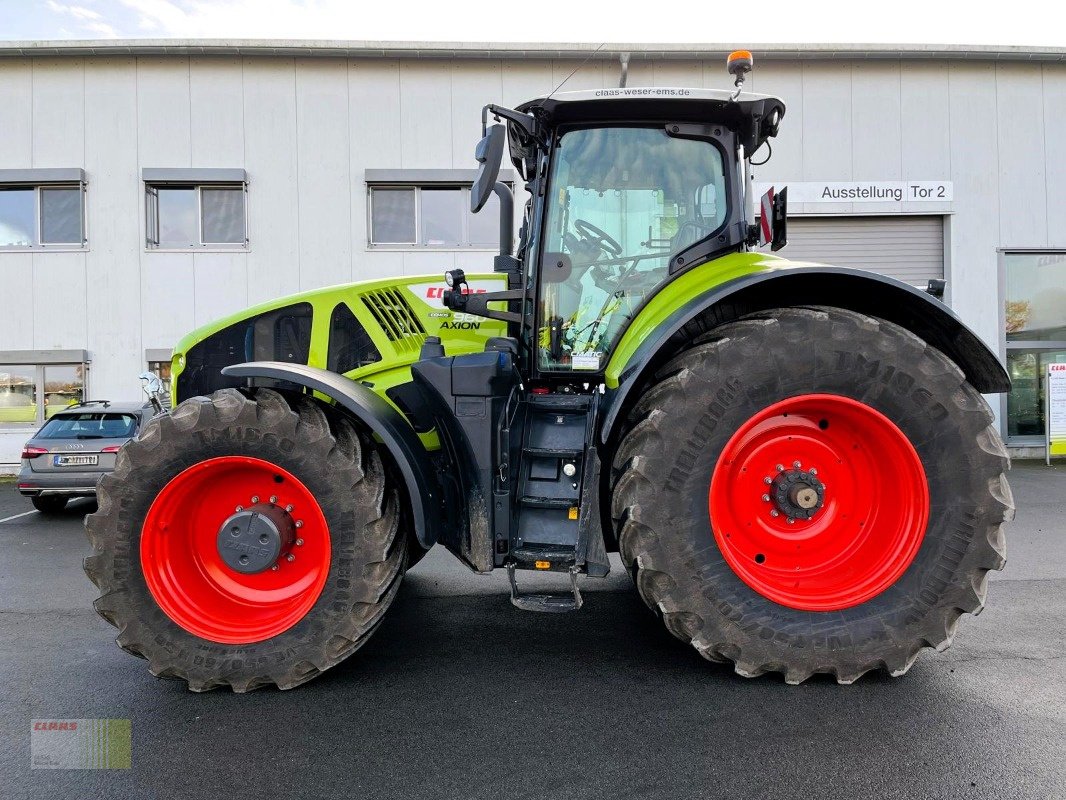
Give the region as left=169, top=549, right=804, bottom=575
left=17, top=401, right=158, bottom=513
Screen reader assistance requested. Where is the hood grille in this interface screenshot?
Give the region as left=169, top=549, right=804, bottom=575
left=361, top=288, right=427, bottom=353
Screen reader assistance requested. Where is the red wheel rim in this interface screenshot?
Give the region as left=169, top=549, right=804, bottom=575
left=140, top=456, right=331, bottom=644
left=708, top=394, right=928, bottom=611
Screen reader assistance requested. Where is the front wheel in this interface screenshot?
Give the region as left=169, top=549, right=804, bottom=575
left=84, top=389, right=407, bottom=692
left=610, top=307, right=1013, bottom=684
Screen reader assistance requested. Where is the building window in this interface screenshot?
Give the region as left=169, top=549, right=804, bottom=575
left=0, top=183, right=85, bottom=249
left=146, top=183, right=247, bottom=249
left=0, top=357, right=87, bottom=427
left=368, top=185, right=503, bottom=248
left=1003, top=252, right=1066, bottom=440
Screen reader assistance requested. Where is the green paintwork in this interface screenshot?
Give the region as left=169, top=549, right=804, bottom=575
left=170, top=273, right=507, bottom=449
left=604, top=251, right=787, bottom=388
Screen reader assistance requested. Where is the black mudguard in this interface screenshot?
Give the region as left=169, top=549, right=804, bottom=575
left=221, top=361, right=441, bottom=549
left=600, top=266, right=1010, bottom=446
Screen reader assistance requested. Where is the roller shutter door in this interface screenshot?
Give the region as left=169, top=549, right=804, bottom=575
left=778, top=215, right=944, bottom=286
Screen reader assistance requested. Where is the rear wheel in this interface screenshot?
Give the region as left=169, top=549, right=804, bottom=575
left=84, top=388, right=407, bottom=691
left=610, top=307, right=1013, bottom=684
left=32, top=495, right=68, bottom=514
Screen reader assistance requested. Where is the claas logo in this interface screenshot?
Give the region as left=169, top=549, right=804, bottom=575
left=425, top=286, right=487, bottom=299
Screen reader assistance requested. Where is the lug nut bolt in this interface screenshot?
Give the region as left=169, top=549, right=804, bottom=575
left=770, top=510, right=780, bottom=518
left=761, top=494, right=770, bottom=502
left=295, top=520, right=303, bottom=529
left=286, top=554, right=296, bottom=562
left=786, top=518, right=795, bottom=525
left=793, top=461, right=801, bottom=468
left=285, top=504, right=294, bottom=513
left=251, top=495, right=259, bottom=504
left=269, top=495, right=278, bottom=504
left=296, top=538, right=304, bottom=547
left=776, top=464, right=784, bottom=472
left=763, top=477, right=772, bottom=485
left=235, top=505, right=243, bottom=512
left=810, top=468, right=818, bottom=475
left=271, top=564, right=279, bottom=571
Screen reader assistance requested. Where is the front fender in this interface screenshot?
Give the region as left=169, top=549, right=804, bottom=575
left=221, top=361, right=440, bottom=548
left=600, top=265, right=1010, bottom=446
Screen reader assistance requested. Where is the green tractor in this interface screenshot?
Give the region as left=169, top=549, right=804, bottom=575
left=85, top=54, right=1012, bottom=691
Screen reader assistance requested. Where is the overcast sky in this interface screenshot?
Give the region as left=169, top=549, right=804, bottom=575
left=0, top=0, right=1062, bottom=46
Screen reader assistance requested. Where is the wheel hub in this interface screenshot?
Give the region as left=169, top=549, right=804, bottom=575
left=216, top=503, right=295, bottom=574
left=769, top=467, right=825, bottom=521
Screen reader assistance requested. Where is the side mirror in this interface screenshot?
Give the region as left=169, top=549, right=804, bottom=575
left=471, top=124, right=506, bottom=213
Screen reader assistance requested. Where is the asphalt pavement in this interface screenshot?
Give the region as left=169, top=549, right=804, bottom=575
left=1, top=462, right=1064, bottom=799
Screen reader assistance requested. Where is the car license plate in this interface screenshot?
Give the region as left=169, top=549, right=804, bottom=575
left=54, top=454, right=98, bottom=467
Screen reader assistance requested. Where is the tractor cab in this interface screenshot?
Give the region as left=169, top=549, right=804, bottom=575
left=441, top=85, right=786, bottom=382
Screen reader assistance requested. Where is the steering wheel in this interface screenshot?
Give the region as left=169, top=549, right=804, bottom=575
left=572, top=219, right=623, bottom=257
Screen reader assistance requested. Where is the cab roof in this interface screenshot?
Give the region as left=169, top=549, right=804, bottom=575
left=517, top=87, right=786, bottom=153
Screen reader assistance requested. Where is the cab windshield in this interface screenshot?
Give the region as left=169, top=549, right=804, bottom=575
left=538, top=126, right=727, bottom=372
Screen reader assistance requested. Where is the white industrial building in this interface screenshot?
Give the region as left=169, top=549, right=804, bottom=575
left=1, top=39, right=1065, bottom=466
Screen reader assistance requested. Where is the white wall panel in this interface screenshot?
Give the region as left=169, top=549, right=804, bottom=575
left=194, top=252, right=248, bottom=327
left=31, top=58, right=84, bottom=167
left=295, top=59, right=352, bottom=292
left=141, top=253, right=195, bottom=350
left=652, top=61, right=698, bottom=88
left=450, top=61, right=501, bottom=168
left=399, top=61, right=452, bottom=168
left=900, top=61, right=952, bottom=216
left=136, top=58, right=191, bottom=167
left=0, top=254, right=35, bottom=350
left=550, top=59, right=605, bottom=94
left=0, top=60, right=32, bottom=168
left=243, top=58, right=301, bottom=305
left=1044, top=65, right=1066, bottom=248
left=190, top=57, right=245, bottom=167
left=996, top=63, right=1047, bottom=249
left=84, top=57, right=142, bottom=399
left=622, top=60, right=653, bottom=88
left=948, top=62, right=1000, bottom=349
left=32, top=251, right=85, bottom=348
left=850, top=62, right=902, bottom=215
left=801, top=62, right=853, bottom=215
left=402, top=250, right=457, bottom=278
left=500, top=61, right=553, bottom=108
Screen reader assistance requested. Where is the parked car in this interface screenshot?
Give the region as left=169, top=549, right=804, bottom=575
left=17, top=400, right=159, bottom=513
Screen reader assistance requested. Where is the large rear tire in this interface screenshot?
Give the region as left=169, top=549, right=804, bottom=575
left=610, top=307, right=1013, bottom=684
left=84, top=388, right=407, bottom=692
